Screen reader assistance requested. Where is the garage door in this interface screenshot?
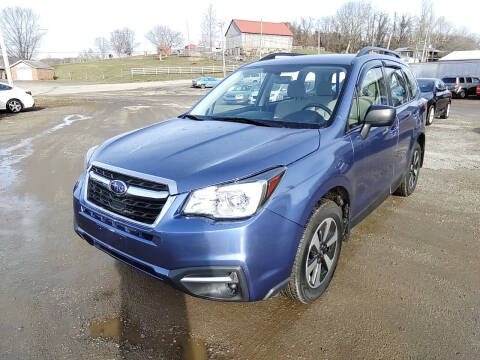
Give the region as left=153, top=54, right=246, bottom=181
left=16, top=67, right=33, bottom=80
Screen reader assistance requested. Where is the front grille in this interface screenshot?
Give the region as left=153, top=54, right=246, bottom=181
left=91, top=166, right=168, bottom=191
left=87, top=167, right=168, bottom=225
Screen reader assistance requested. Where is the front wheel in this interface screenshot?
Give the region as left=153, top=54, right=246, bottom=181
left=426, top=105, right=435, bottom=125
left=6, top=99, right=23, bottom=113
left=458, top=90, right=466, bottom=99
left=200, top=84, right=205, bottom=89
left=394, top=142, right=422, bottom=197
left=282, top=199, right=343, bottom=303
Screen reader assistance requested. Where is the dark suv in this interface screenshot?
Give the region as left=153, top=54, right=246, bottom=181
left=442, top=76, right=480, bottom=98
left=74, top=47, right=426, bottom=303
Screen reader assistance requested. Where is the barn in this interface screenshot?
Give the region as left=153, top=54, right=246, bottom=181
left=225, top=19, right=293, bottom=56
left=10, top=60, right=54, bottom=81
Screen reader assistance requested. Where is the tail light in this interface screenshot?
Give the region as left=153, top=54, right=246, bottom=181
left=26, top=91, right=32, bottom=95
left=454, top=83, right=459, bottom=90
left=476, top=86, right=480, bottom=95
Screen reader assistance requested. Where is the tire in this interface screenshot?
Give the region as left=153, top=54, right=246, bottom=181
left=426, top=105, right=435, bottom=125
left=458, top=90, right=466, bottom=99
left=394, top=142, right=422, bottom=197
left=282, top=199, right=343, bottom=304
left=201, top=84, right=205, bottom=89
left=440, top=102, right=450, bottom=119
left=6, top=99, right=23, bottom=113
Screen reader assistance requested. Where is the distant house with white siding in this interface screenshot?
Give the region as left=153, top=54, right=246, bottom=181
left=225, top=19, right=293, bottom=56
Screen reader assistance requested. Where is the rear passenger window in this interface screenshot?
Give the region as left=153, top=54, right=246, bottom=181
left=347, top=67, right=387, bottom=130
left=459, top=77, right=465, bottom=83
left=403, top=68, right=418, bottom=99
left=385, top=68, right=409, bottom=106
left=466, top=77, right=472, bottom=83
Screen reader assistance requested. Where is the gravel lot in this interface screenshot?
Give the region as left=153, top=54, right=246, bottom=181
left=0, top=85, right=479, bottom=360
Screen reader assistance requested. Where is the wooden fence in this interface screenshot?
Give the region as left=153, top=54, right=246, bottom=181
left=130, top=65, right=238, bottom=77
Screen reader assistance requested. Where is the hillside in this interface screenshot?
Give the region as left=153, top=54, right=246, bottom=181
left=53, top=56, right=226, bottom=83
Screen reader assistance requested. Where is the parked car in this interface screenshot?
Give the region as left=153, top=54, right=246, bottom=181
left=0, top=83, right=34, bottom=113
left=74, top=47, right=426, bottom=303
left=222, top=84, right=252, bottom=104
left=441, top=76, right=480, bottom=98
left=417, top=78, right=451, bottom=125
left=192, top=77, right=218, bottom=89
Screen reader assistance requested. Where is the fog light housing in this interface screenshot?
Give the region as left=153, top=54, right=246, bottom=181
left=172, top=267, right=248, bottom=301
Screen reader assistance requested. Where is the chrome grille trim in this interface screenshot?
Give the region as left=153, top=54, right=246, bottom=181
left=83, top=161, right=177, bottom=228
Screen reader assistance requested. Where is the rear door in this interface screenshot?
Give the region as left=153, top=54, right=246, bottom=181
left=348, top=61, right=398, bottom=216
left=384, top=64, right=417, bottom=183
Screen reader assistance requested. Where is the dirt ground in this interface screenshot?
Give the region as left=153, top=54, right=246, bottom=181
left=0, top=85, right=479, bottom=360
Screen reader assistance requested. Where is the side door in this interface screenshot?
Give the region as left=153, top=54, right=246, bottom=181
left=384, top=64, right=417, bottom=183
left=0, top=84, right=10, bottom=110
left=347, top=61, right=398, bottom=216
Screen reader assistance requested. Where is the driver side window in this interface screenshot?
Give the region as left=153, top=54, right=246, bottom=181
left=348, top=67, right=387, bottom=130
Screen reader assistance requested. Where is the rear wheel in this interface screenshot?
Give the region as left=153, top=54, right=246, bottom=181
left=394, top=142, right=422, bottom=197
left=426, top=105, right=435, bottom=125
left=440, top=102, right=450, bottom=119
left=458, top=90, right=466, bottom=98
left=6, top=99, right=23, bottom=113
left=201, top=84, right=205, bottom=89
left=282, top=199, right=343, bottom=303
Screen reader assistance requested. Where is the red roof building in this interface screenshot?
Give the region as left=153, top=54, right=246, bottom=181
left=225, top=19, right=293, bottom=56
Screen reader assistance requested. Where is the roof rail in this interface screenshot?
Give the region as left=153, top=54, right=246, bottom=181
left=356, top=46, right=400, bottom=59
left=259, top=52, right=306, bottom=61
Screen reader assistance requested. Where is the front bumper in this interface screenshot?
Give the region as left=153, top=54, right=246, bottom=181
left=73, top=174, right=302, bottom=301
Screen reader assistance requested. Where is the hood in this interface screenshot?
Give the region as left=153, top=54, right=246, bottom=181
left=93, top=118, right=319, bottom=194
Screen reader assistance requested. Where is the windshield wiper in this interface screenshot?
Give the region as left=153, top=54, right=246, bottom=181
left=182, top=114, right=203, bottom=121
left=210, top=116, right=272, bottom=127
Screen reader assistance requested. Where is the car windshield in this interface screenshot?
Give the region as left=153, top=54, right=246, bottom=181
left=189, top=64, right=349, bottom=128
left=418, top=79, right=434, bottom=92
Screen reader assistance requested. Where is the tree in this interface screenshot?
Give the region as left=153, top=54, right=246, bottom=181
left=201, top=4, right=217, bottom=50
left=110, top=28, right=137, bottom=57
left=146, top=25, right=184, bottom=51
left=94, top=37, right=109, bottom=59
left=0, top=7, right=45, bottom=59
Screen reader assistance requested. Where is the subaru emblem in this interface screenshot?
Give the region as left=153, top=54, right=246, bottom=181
left=109, top=180, right=128, bottom=195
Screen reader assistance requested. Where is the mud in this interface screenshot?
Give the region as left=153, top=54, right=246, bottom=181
left=1, top=87, right=479, bottom=359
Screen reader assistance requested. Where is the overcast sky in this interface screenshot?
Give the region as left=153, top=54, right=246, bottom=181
left=2, top=0, right=479, bottom=58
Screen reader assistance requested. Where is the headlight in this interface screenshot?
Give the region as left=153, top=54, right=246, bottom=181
left=183, top=168, right=285, bottom=219
left=84, top=145, right=99, bottom=170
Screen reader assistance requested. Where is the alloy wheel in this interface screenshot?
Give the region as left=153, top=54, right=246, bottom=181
left=305, top=217, right=339, bottom=289
left=409, top=149, right=420, bottom=190
left=8, top=100, right=22, bottom=113
left=428, top=107, right=434, bottom=125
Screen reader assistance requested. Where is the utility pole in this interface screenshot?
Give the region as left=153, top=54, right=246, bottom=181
left=218, top=21, right=226, bottom=78
left=0, top=26, right=13, bottom=85
left=317, top=21, right=320, bottom=54
left=386, top=33, right=393, bottom=50
left=259, top=18, right=263, bottom=59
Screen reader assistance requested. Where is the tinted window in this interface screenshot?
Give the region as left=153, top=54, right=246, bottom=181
left=348, top=67, right=387, bottom=130
left=466, top=77, right=472, bottom=83
left=417, top=79, right=434, bottom=93
left=385, top=67, right=409, bottom=106
left=0, top=84, right=12, bottom=90
left=403, top=68, right=418, bottom=98
left=442, top=77, right=456, bottom=83
left=459, top=77, right=465, bottom=83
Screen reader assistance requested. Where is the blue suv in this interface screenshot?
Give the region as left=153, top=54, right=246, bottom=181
left=73, top=47, right=426, bottom=303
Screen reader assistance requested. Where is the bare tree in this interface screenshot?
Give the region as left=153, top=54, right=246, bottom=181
left=110, top=28, right=137, bottom=56
left=0, top=7, right=45, bottom=59
left=146, top=25, right=184, bottom=52
left=201, top=4, right=217, bottom=50
left=94, top=37, right=109, bottom=59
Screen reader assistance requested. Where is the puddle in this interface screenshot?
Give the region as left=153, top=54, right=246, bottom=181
left=89, top=316, right=210, bottom=359
left=0, top=114, right=91, bottom=190
left=89, top=317, right=122, bottom=340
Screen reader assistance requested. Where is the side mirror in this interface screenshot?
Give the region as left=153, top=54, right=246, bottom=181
left=360, top=105, right=396, bottom=139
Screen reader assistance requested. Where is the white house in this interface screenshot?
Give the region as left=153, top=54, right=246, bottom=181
left=439, top=50, right=480, bottom=61
left=225, top=19, right=293, bottom=56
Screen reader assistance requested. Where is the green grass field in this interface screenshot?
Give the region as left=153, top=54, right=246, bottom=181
left=53, top=56, right=226, bottom=83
